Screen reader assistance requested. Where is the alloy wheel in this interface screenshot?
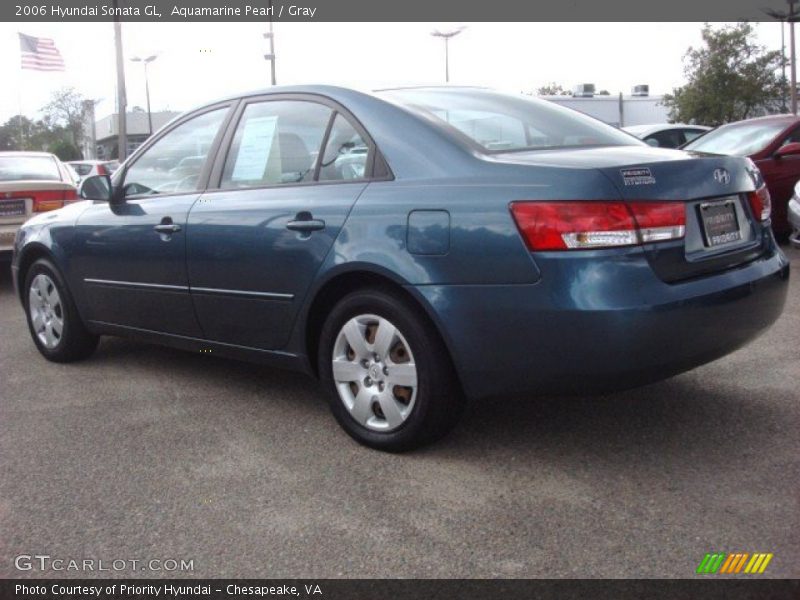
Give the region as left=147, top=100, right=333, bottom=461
left=28, top=273, right=64, bottom=349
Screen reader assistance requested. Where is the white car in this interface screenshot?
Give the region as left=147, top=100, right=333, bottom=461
left=0, top=152, right=78, bottom=254
left=66, top=160, right=116, bottom=182
left=788, top=181, right=800, bottom=248
left=623, top=123, right=711, bottom=149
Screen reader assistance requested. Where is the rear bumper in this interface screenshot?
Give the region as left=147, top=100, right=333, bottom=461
left=413, top=244, right=789, bottom=400
left=0, top=223, right=21, bottom=253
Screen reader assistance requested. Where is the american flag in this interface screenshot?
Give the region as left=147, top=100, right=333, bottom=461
left=19, top=33, right=65, bottom=71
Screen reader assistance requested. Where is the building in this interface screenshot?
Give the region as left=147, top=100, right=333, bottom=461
left=539, top=85, right=670, bottom=127
left=92, top=110, right=181, bottom=160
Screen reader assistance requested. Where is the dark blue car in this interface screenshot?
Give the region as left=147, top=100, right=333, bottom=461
left=11, top=86, right=789, bottom=450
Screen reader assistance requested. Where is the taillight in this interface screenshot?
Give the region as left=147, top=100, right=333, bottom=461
left=628, top=202, right=687, bottom=243
left=31, top=190, right=66, bottom=213
left=747, top=185, right=771, bottom=222
left=63, top=188, right=78, bottom=202
left=510, top=201, right=686, bottom=251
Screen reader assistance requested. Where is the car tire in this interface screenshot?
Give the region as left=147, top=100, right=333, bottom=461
left=318, top=287, right=464, bottom=452
left=23, top=258, right=98, bottom=362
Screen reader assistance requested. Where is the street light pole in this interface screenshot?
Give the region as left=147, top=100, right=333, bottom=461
left=131, top=55, right=158, bottom=136
left=765, top=1, right=799, bottom=114
left=112, top=5, right=127, bottom=161
left=781, top=17, right=787, bottom=111
left=264, top=0, right=277, bottom=85
left=791, top=2, right=798, bottom=115
left=431, top=27, right=465, bottom=83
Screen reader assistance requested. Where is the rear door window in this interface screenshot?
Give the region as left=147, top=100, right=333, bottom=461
left=645, top=130, right=684, bottom=148
left=221, top=100, right=332, bottom=189
left=0, top=156, right=61, bottom=181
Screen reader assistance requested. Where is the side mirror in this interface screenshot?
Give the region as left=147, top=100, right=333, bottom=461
left=645, top=138, right=660, bottom=147
left=78, top=174, right=113, bottom=201
left=774, top=142, right=800, bottom=158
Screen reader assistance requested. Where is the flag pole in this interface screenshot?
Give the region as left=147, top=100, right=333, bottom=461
left=16, top=32, right=25, bottom=149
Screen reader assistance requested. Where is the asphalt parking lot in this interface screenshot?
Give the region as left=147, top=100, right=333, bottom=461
left=0, top=248, right=798, bottom=579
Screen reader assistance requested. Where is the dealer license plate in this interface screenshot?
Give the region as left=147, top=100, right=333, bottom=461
left=700, top=199, right=741, bottom=247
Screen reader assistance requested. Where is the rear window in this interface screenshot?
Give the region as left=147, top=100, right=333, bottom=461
left=683, top=121, right=788, bottom=156
left=0, top=155, right=62, bottom=182
left=379, top=88, right=640, bottom=152
left=71, top=163, right=94, bottom=176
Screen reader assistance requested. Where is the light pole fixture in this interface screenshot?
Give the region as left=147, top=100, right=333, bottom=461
left=130, top=54, right=158, bottom=136
left=263, top=0, right=277, bottom=85
left=764, top=1, right=799, bottom=114
left=431, top=27, right=465, bottom=83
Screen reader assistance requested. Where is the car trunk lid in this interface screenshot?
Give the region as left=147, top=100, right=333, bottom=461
left=495, top=146, right=767, bottom=282
left=0, top=180, right=78, bottom=225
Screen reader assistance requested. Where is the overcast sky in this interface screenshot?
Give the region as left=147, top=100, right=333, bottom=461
left=0, top=21, right=785, bottom=122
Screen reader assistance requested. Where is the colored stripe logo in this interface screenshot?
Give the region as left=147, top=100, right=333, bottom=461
left=696, top=552, right=773, bottom=574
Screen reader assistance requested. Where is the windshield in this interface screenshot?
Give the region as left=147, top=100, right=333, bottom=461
left=379, top=88, right=641, bottom=152
left=0, top=155, right=61, bottom=181
left=683, top=121, right=788, bottom=156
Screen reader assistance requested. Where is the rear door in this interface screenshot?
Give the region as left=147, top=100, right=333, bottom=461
left=186, top=95, right=378, bottom=350
left=72, top=104, right=232, bottom=335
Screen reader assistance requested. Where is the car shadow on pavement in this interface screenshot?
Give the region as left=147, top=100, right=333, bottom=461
left=88, top=330, right=791, bottom=474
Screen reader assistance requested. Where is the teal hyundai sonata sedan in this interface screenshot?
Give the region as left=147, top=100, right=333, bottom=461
left=11, top=86, right=789, bottom=451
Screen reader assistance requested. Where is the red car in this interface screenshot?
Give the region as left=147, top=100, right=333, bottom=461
left=683, top=114, right=800, bottom=238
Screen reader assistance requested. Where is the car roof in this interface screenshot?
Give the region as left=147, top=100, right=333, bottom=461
left=201, top=84, right=494, bottom=112
left=623, top=123, right=711, bottom=137
left=0, top=151, right=58, bottom=158
left=722, top=114, right=800, bottom=127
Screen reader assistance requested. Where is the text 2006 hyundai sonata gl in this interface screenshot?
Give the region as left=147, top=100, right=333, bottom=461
left=11, top=86, right=789, bottom=451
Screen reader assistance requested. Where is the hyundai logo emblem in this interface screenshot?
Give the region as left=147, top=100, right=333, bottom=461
left=713, top=168, right=731, bottom=185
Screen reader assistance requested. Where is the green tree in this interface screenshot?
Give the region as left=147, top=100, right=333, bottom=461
left=41, top=87, right=87, bottom=155
left=663, top=23, right=786, bottom=126
left=535, top=83, right=572, bottom=96
left=0, top=115, right=67, bottom=152
left=48, top=139, right=81, bottom=161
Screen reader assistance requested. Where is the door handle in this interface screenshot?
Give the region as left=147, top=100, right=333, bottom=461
left=286, top=212, right=325, bottom=233
left=154, top=217, right=181, bottom=234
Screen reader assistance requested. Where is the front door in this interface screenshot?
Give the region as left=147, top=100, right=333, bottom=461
left=72, top=106, right=231, bottom=336
left=187, top=99, right=375, bottom=350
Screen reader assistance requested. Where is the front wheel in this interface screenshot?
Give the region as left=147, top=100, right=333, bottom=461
left=318, top=288, right=464, bottom=451
left=24, top=258, right=98, bottom=362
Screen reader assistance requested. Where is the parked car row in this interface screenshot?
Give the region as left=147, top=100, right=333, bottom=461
left=623, top=123, right=710, bottom=148
left=626, top=115, right=800, bottom=239
left=683, top=115, right=800, bottom=240
left=66, top=159, right=119, bottom=183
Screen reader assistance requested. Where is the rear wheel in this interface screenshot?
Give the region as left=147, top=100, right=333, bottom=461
left=318, top=288, right=463, bottom=451
left=24, top=258, right=98, bottom=362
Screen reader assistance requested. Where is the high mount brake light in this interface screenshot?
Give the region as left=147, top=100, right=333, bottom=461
left=510, top=201, right=686, bottom=251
